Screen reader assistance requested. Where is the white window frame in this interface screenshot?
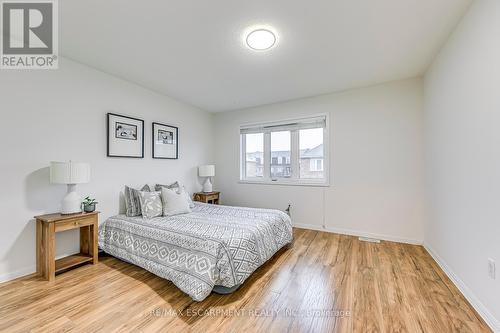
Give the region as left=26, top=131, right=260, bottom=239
left=239, top=114, right=330, bottom=187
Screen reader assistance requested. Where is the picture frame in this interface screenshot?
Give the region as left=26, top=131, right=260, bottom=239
left=107, top=113, right=144, bottom=158
left=152, top=122, right=178, bottom=159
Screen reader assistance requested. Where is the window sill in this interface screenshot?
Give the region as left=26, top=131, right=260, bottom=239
left=238, top=179, right=330, bottom=187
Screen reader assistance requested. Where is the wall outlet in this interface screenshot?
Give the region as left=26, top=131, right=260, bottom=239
left=488, top=258, right=496, bottom=279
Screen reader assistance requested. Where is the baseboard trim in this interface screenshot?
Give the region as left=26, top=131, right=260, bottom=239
left=293, top=223, right=422, bottom=245
left=0, top=252, right=77, bottom=284
left=0, top=266, right=36, bottom=284
left=424, top=243, right=500, bottom=333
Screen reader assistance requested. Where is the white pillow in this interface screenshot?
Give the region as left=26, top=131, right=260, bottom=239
left=161, top=187, right=192, bottom=216
left=180, top=185, right=195, bottom=208
left=157, top=182, right=195, bottom=208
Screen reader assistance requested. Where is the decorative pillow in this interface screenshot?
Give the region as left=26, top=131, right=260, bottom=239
left=124, top=184, right=151, bottom=217
left=138, top=191, right=163, bottom=219
left=156, top=182, right=195, bottom=208
left=161, top=187, right=192, bottom=216
left=181, top=185, right=195, bottom=208
left=154, top=181, right=179, bottom=192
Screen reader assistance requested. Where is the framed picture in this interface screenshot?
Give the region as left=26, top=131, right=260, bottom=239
left=152, top=122, right=178, bottom=159
left=107, top=113, right=144, bottom=158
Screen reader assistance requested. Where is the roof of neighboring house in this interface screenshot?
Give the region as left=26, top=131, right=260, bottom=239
left=300, top=144, right=323, bottom=158
left=250, top=151, right=293, bottom=159
left=246, top=144, right=323, bottom=159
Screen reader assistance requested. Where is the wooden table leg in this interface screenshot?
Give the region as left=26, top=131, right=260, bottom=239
left=36, top=219, right=42, bottom=277
left=79, top=220, right=98, bottom=265
left=42, top=222, right=55, bottom=282
left=91, top=220, right=98, bottom=264
left=80, top=225, right=90, bottom=255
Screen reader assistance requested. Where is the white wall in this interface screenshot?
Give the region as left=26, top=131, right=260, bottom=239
left=214, top=78, right=425, bottom=244
left=0, top=58, right=214, bottom=281
left=424, top=0, right=500, bottom=329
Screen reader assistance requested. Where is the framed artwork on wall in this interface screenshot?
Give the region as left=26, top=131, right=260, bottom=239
left=107, top=113, right=144, bottom=158
left=152, top=122, right=178, bottom=159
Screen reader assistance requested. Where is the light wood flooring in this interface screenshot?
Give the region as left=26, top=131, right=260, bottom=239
left=0, top=228, right=491, bottom=333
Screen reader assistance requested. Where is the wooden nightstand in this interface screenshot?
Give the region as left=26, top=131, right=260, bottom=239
left=34, top=212, right=99, bottom=281
left=193, top=191, right=220, bottom=204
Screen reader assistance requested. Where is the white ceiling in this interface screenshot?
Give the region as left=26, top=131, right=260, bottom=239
left=60, top=0, right=472, bottom=112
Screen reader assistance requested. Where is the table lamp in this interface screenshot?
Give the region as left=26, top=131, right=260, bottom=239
left=50, top=161, right=90, bottom=214
left=198, top=165, right=215, bottom=193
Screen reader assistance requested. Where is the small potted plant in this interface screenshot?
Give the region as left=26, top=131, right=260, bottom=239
left=82, top=196, right=98, bottom=213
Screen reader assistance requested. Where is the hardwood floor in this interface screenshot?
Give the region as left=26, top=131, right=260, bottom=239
left=0, top=228, right=491, bottom=333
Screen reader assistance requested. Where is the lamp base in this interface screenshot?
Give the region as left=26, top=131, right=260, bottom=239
left=203, top=177, right=213, bottom=193
left=61, top=184, right=82, bottom=215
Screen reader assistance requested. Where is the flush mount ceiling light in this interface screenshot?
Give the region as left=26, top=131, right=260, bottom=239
left=246, top=29, right=276, bottom=51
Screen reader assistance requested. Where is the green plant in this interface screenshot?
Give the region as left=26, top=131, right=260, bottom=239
left=82, top=196, right=98, bottom=206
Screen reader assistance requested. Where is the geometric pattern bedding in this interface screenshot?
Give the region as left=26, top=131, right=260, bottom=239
left=98, top=202, right=293, bottom=301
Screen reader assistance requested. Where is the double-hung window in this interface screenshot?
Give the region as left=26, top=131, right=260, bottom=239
left=240, top=115, right=329, bottom=186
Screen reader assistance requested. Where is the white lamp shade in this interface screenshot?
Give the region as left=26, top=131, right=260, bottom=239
left=50, top=161, right=90, bottom=184
left=198, top=165, right=215, bottom=177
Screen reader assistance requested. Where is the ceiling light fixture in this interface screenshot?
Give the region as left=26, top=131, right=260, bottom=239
left=246, top=29, right=276, bottom=51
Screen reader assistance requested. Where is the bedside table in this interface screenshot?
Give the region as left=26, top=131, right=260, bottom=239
left=34, top=212, right=99, bottom=281
left=193, top=191, right=220, bottom=204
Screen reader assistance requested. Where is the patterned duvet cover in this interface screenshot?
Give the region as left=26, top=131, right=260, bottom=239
left=98, top=203, right=293, bottom=301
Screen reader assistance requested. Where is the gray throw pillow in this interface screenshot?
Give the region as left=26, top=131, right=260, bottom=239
left=138, top=191, right=163, bottom=219
left=154, top=182, right=179, bottom=192
left=124, top=184, right=151, bottom=217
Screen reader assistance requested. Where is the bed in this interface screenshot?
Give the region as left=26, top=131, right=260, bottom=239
left=98, top=202, right=293, bottom=301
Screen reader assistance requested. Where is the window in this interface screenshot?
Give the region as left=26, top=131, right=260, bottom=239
left=309, top=159, right=323, bottom=172
left=271, top=131, right=291, bottom=179
left=243, top=133, right=264, bottom=178
left=300, top=128, right=324, bottom=178
left=240, top=116, right=328, bottom=186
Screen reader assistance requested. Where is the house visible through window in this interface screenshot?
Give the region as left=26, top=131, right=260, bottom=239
left=240, top=116, right=328, bottom=185
left=271, top=131, right=291, bottom=179
left=244, top=133, right=263, bottom=178
left=309, top=159, right=323, bottom=172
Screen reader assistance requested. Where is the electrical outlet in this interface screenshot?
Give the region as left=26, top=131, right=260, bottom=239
left=488, top=259, right=496, bottom=279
